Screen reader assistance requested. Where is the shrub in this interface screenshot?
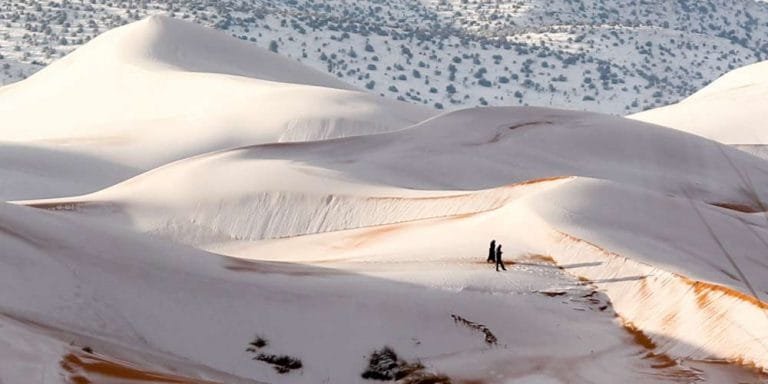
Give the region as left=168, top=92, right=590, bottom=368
left=246, top=336, right=268, bottom=352
left=254, top=354, right=303, bottom=374
left=361, top=346, right=431, bottom=381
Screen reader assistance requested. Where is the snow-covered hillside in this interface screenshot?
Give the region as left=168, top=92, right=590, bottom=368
left=0, top=16, right=432, bottom=200
left=631, top=60, right=768, bottom=145
left=16, top=105, right=768, bottom=382
left=26, top=106, right=768, bottom=243
left=3, top=14, right=768, bottom=384
left=1, top=197, right=717, bottom=384
left=2, top=0, right=768, bottom=114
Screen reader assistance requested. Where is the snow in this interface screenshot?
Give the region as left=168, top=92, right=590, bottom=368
left=17, top=105, right=768, bottom=379
left=0, top=200, right=691, bottom=384
left=0, top=16, right=433, bottom=200
left=630, top=60, right=768, bottom=144
left=0, top=312, right=255, bottom=384
left=2, top=14, right=768, bottom=384
left=3, top=0, right=768, bottom=114
left=30, top=107, right=768, bottom=244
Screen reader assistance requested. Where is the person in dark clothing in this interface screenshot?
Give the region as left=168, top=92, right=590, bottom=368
left=496, top=244, right=507, bottom=272
left=487, top=240, right=496, bottom=263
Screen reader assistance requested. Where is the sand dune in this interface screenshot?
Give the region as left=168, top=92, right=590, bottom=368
left=0, top=199, right=706, bottom=383
left=631, top=60, right=768, bottom=145
left=0, top=16, right=432, bottom=200
left=3, top=15, right=768, bottom=384
left=20, top=104, right=768, bottom=374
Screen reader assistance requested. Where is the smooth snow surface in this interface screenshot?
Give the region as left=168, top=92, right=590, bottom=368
left=0, top=15, right=433, bottom=200
left=2, top=16, right=768, bottom=384
left=631, top=60, right=768, bottom=145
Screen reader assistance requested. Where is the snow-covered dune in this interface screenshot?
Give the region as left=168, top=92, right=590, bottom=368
left=3, top=14, right=356, bottom=94
left=28, top=106, right=768, bottom=244
left=0, top=16, right=433, bottom=199
left=0, top=199, right=698, bottom=384
left=20, top=106, right=768, bottom=378
left=630, top=60, right=768, bottom=145
left=4, top=15, right=768, bottom=382
left=6, top=104, right=768, bottom=380
left=0, top=142, right=140, bottom=201
left=202, top=175, right=768, bottom=373
left=0, top=312, right=258, bottom=384
left=526, top=178, right=768, bottom=369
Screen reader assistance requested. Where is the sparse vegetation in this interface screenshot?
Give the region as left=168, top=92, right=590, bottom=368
left=246, top=336, right=268, bottom=352
left=361, top=346, right=448, bottom=382
left=1, top=0, right=765, bottom=114
left=245, top=335, right=302, bottom=374
left=254, top=353, right=303, bottom=374
left=450, top=314, right=497, bottom=345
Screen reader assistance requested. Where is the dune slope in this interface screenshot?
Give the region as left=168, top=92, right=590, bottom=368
left=630, top=60, right=768, bottom=145
left=0, top=16, right=433, bottom=199
left=0, top=199, right=699, bottom=384
left=29, top=106, right=768, bottom=244
left=20, top=106, right=768, bottom=376
left=4, top=16, right=768, bottom=383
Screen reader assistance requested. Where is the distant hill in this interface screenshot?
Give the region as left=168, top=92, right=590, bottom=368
left=1, top=0, right=768, bottom=114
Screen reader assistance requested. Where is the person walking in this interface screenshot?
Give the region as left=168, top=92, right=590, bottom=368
left=496, top=244, right=507, bottom=272
left=487, top=240, right=496, bottom=263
